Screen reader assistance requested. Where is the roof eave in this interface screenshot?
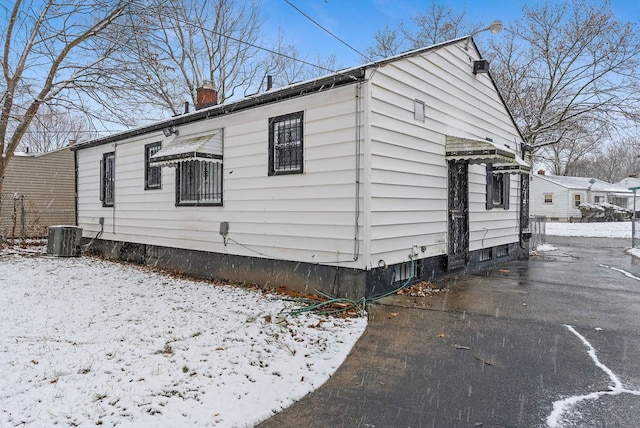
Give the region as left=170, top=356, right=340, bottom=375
left=74, top=68, right=366, bottom=151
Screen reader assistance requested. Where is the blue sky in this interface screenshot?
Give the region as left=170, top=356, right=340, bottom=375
left=261, top=0, right=640, bottom=69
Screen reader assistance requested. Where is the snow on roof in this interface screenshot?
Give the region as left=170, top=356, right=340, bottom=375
left=616, top=176, right=640, bottom=189
left=537, top=175, right=632, bottom=193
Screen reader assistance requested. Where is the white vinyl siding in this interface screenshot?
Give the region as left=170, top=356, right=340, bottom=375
left=77, top=85, right=364, bottom=267
left=530, top=176, right=580, bottom=220
left=77, top=39, right=525, bottom=273
left=367, top=41, right=522, bottom=263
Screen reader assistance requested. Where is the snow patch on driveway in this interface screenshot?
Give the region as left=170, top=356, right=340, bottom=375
left=599, top=263, right=640, bottom=281
left=546, top=325, right=640, bottom=427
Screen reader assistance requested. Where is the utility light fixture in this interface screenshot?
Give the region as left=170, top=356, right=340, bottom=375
left=162, top=125, right=179, bottom=137
left=487, top=20, right=503, bottom=34
left=464, top=19, right=503, bottom=50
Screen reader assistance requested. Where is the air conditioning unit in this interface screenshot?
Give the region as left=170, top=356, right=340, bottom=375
left=47, top=226, right=83, bottom=257
left=473, top=59, right=490, bottom=74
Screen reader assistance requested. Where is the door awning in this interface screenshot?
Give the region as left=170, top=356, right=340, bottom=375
left=150, top=131, right=223, bottom=167
left=491, top=155, right=531, bottom=174
left=445, top=136, right=516, bottom=164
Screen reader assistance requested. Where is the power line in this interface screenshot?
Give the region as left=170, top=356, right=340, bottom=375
left=155, top=9, right=339, bottom=75
left=211, top=29, right=337, bottom=74
left=283, top=0, right=370, bottom=61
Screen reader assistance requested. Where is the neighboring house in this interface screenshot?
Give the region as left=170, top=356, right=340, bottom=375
left=616, top=176, right=640, bottom=210
left=0, top=146, right=75, bottom=238
left=73, top=37, right=531, bottom=299
left=531, top=173, right=632, bottom=221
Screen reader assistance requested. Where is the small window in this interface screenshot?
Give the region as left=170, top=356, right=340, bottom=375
left=593, top=195, right=604, bottom=203
left=414, top=99, right=425, bottom=122
left=573, top=193, right=582, bottom=208
left=393, top=260, right=419, bottom=284
left=492, top=174, right=505, bottom=206
left=543, top=193, right=553, bottom=204
left=269, top=111, right=303, bottom=176
left=495, top=244, right=509, bottom=258
left=486, top=165, right=509, bottom=210
left=100, top=152, right=115, bottom=207
left=611, top=196, right=627, bottom=207
left=479, top=248, right=492, bottom=262
left=176, top=160, right=222, bottom=206
left=145, top=142, right=162, bottom=190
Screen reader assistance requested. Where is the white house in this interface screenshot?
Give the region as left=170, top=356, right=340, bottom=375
left=616, top=176, right=640, bottom=210
left=531, top=173, right=632, bottom=221
left=73, top=37, right=530, bottom=299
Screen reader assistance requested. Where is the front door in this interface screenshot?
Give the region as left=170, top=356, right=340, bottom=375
left=447, top=160, right=469, bottom=270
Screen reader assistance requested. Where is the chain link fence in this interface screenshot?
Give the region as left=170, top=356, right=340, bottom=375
left=530, top=215, right=546, bottom=249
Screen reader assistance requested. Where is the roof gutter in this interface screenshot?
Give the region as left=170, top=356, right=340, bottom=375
left=73, top=68, right=367, bottom=151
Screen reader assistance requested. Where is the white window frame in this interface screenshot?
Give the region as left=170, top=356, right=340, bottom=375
left=573, top=193, right=582, bottom=208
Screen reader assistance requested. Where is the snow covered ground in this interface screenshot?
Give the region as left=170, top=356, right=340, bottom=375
left=0, top=247, right=366, bottom=427
left=539, top=221, right=640, bottom=258
left=545, top=221, right=632, bottom=239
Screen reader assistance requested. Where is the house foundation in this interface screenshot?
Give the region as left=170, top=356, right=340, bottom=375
left=83, top=238, right=524, bottom=300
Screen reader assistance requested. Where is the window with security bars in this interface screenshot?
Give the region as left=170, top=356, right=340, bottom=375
left=145, top=142, right=162, bottom=190
left=479, top=248, right=492, bottom=262
left=100, top=152, right=115, bottom=207
left=492, top=173, right=505, bottom=205
left=269, top=111, right=303, bottom=175
left=393, top=260, right=419, bottom=284
left=176, top=160, right=222, bottom=206
left=495, top=244, right=509, bottom=258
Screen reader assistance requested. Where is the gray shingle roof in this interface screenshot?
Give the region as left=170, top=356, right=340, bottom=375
left=538, top=175, right=631, bottom=193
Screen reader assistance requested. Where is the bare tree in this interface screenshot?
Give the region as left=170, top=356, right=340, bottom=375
left=537, top=117, right=604, bottom=175
left=263, top=30, right=339, bottom=89
left=0, top=0, right=130, bottom=201
left=121, top=0, right=266, bottom=115
left=19, top=106, right=97, bottom=153
left=487, top=0, right=640, bottom=161
left=364, top=2, right=476, bottom=61
left=365, top=26, right=405, bottom=61
left=567, top=137, right=640, bottom=182
left=402, top=2, right=473, bottom=48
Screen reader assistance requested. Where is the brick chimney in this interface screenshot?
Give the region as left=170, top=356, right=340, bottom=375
left=196, top=81, right=218, bottom=110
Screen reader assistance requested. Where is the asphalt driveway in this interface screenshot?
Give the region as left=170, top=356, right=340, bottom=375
left=259, top=236, right=640, bottom=427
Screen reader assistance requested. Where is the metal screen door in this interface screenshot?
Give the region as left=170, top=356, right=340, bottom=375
left=447, top=160, right=469, bottom=270
left=520, top=173, right=530, bottom=234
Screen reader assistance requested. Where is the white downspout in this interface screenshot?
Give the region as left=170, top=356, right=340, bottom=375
left=353, top=82, right=363, bottom=261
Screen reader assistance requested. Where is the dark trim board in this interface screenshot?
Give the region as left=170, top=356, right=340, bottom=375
left=83, top=239, right=525, bottom=299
